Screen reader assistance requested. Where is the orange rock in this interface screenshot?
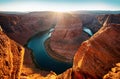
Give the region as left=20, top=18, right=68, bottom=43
left=0, top=30, right=24, bottom=79
left=50, top=13, right=88, bottom=62
left=0, top=12, right=56, bottom=45
left=73, top=14, right=120, bottom=78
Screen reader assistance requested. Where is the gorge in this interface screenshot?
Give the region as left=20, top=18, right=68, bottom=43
left=0, top=11, right=120, bottom=79
left=27, top=28, right=72, bottom=74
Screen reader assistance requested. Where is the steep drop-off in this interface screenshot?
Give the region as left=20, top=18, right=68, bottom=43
left=103, top=63, right=120, bottom=79
left=0, top=28, right=24, bottom=79
left=73, top=14, right=120, bottom=79
left=0, top=12, right=120, bottom=79
left=49, top=13, right=107, bottom=62
left=49, top=13, right=85, bottom=62
left=39, top=14, right=120, bottom=79
left=0, top=12, right=56, bottom=45
left=77, top=14, right=108, bottom=33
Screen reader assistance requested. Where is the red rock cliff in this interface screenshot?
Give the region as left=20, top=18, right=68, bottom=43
left=43, top=14, right=120, bottom=79
left=0, top=12, right=56, bottom=45
left=73, top=14, right=120, bottom=79
left=0, top=28, right=24, bottom=79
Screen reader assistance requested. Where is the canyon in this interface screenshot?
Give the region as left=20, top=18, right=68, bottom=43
left=0, top=12, right=57, bottom=45
left=0, top=11, right=120, bottom=79
left=49, top=13, right=107, bottom=62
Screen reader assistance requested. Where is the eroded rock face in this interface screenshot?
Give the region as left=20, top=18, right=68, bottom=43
left=44, top=14, right=120, bottom=79
left=0, top=12, right=55, bottom=78
left=0, top=29, right=24, bottom=79
left=73, top=14, right=120, bottom=79
left=1, top=12, right=120, bottom=79
left=49, top=13, right=108, bottom=62
left=50, top=13, right=85, bottom=61
left=103, top=63, right=120, bottom=79
left=43, top=14, right=120, bottom=79
left=0, top=12, right=56, bottom=45
left=78, top=14, right=108, bottom=33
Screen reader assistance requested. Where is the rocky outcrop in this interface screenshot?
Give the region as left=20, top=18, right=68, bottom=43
left=103, top=63, right=120, bottom=79
left=77, top=14, right=108, bottom=33
left=50, top=13, right=86, bottom=62
left=0, top=12, right=56, bottom=45
left=73, top=14, right=120, bottom=79
left=21, top=47, right=49, bottom=78
left=0, top=28, right=24, bottom=79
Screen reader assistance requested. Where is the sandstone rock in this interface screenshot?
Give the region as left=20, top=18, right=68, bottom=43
left=73, top=14, right=120, bottom=78
left=103, top=63, right=120, bottom=79
left=50, top=13, right=87, bottom=62
left=21, top=48, right=49, bottom=77
left=49, top=13, right=108, bottom=62
left=97, top=14, right=108, bottom=25
left=1, top=12, right=120, bottom=79
left=21, top=14, right=120, bottom=79
left=0, top=12, right=53, bottom=78
left=0, top=30, right=24, bottom=79
left=116, top=63, right=120, bottom=67
left=77, top=14, right=106, bottom=33
left=0, top=25, right=3, bottom=31
left=0, top=12, right=56, bottom=45
left=49, top=14, right=120, bottom=79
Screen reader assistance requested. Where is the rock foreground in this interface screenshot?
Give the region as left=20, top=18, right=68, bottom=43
left=0, top=29, right=24, bottom=79
left=73, top=14, right=120, bottom=79
left=103, top=63, right=120, bottom=79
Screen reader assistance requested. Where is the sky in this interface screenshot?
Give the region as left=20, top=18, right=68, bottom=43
left=0, top=0, right=120, bottom=12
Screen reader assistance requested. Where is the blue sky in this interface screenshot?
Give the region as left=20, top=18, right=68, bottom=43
left=0, top=0, right=120, bottom=12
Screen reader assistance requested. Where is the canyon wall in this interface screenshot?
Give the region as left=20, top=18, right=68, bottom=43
left=0, top=12, right=120, bottom=79
left=50, top=13, right=84, bottom=61
left=41, top=14, right=120, bottom=79
left=77, top=14, right=108, bottom=33
left=0, top=12, right=56, bottom=45
left=103, top=63, right=120, bottom=79
left=49, top=13, right=107, bottom=62
left=72, top=14, right=120, bottom=79
left=0, top=29, right=24, bottom=79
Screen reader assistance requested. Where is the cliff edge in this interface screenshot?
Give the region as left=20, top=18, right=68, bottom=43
left=43, top=14, right=120, bottom=79
left=0, top=28, right=24, bottom=79
left=73, top=14, right=120, bottom=79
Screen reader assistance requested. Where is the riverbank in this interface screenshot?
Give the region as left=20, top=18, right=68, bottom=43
left=45, top=38, right=72, bottom=63
left=21, top=47, right=50, bottom=77
left=24, top=29, right=50, bottom=46
left=21, top=30, right=52, bottom=77
left=26, top=28, right=72, bottom=74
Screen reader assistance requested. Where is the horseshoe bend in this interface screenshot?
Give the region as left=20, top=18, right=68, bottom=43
left=0, top=11, right=120, bottom=79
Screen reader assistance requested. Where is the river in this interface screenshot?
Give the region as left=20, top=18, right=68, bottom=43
left=27, top=28, right=72, bottom=74
left=83, top=27, right=93, bottom=36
